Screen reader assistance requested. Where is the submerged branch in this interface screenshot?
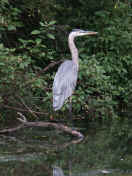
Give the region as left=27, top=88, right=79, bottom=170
left=0, top=113, right=84, bottom=139
left=0, top=124, right=24, bottom=133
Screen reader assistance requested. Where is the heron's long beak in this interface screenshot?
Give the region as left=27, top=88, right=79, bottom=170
left=85, top=31, right=98, bottom=35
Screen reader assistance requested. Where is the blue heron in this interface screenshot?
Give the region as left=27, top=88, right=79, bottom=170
left=53, top=29, right=97, bottom=111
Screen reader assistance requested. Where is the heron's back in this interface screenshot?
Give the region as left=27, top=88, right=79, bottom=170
left=53, top=60, right=78, bottom=111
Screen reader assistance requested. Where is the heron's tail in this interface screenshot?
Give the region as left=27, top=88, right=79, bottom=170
left=53, top=94, right=65, bottom=111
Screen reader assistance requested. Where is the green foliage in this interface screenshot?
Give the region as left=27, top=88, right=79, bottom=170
left=18, top=21, right=56, bottom=66
left=73, top=2, right=132, bottom=120
left=0, top=0, right=132, bottom=127
left=0, top=42, right=53, bottom=120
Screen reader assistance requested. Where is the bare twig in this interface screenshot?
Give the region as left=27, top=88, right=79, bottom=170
left=2, top=105, right=48, bottom=115
left=18, top=96, right=38, bottom=118
left=24, top=60, right=63, bottom=87
left=36, top=60, right=63, bottom=76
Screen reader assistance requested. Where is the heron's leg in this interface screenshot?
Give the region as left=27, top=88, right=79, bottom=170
left=68, top=96, right=73, bottom=124
left=69, top=97, right=72, bottom=114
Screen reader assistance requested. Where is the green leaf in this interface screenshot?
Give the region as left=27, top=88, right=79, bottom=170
left=2, top=0, right=9, bottom=4
left=49, top=21, right=56, bottom=25
left=40, top=22, right=45, bottom=26
left=0, top=44, right=4, bottom=49
left=0, top=63, right=5, bottom=66
left=47, top=33, right=55, bottom=40
left=8, top=25, right=16, bottom=31
left=41, top=53, right=46, bottom=57
left=35, top=38, right=42, bottom=45
left=31, top=30, right=40, bottom=35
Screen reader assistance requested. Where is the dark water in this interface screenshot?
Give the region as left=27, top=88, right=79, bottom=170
left=0, top=122, right=132, bottom=176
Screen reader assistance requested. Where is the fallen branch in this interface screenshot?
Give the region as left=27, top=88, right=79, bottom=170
left=0, top=113, right=84, bottom=139
left=0, top=124, right=24, bottom=133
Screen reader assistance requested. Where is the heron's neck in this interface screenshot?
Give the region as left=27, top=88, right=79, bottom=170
left=68, top=35, right=79, bottom=68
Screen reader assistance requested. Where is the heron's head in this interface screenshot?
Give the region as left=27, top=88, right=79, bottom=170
left=70, top=29, right=98, bottom=38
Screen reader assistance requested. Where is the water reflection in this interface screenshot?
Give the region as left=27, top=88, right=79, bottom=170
left=0, top=124, right=131, bottom=175
left=53, top=166, right=115, bottom=176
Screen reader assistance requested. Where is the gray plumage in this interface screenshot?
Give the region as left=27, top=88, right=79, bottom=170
left=53, top=29, right=97, bottom=111
left=53, top=60, right=78, bottom=111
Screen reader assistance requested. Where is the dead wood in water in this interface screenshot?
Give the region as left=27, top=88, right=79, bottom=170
left=0, top=112, right=84, bottom=139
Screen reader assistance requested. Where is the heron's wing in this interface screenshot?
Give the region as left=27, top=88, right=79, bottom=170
left=53, top=60, right=78, bottom=111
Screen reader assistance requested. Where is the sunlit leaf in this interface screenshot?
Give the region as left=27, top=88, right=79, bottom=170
left=35, top=38, right=42, bottom=45
left=49, top=20, right=56, bottom=25
left=31, top=30, right=40, bottom=35
left=8, top=25, right=16, bottom=31
left=47, top=33, right=55, bottom=39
